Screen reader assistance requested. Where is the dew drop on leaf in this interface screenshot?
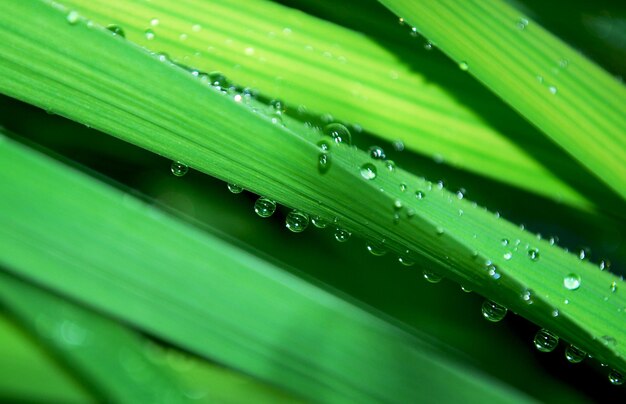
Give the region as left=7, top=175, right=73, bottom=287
left=324, top=123, right=351, bottom=145
left=66, top=10, right=79, bottom=25
left=227, top=183, right=243, bottom=194
left=423, top=270, right=442, bottom=284
left=521, top=288, right=534, bottom=304
left=528, top=248, right=540, bottom=261
left=366, top=241, right=387, bottom=256
left=398, top=252, right=414, bottom=266
left=609, top=370, right=624, bottom=385
left=254, top=197, right=276, bottom=218
left=564, top=273, right=581, bottom=290
left=106, top=24, right=125, bottom=37
left=360, top=163, right=377, bottom=180
left=565, top=345, right=586, bottom=363
left=311, top=216, right=329, bottom=229
left=481, top=300, right=507, bottom=322
left=318, top=153, right=331, bottom=174
left=286, top=210, right=309, bottom=233
left=534, top=329, right=559, bottom=352
left=145, top=28, right=155, bottom=40
left=334, top=228, right=351, bottom=242
left=368, top=146, right=386, bottom=160
left=459, top=61, right=469, bottom=71
left=610, top=281, right=618, bottom=293
left=170, top=161, right=188, bottom=177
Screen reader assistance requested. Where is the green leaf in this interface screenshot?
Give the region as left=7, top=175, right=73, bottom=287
left=56, top=0, right=600, bottom=211
left=0, top=134, right=529, bottom=403
left=376, top=0, right=626, bottom=201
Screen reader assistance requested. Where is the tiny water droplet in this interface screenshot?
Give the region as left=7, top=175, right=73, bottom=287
left=459, top=61, right=469, bottom=71
left=487, top=264, right=501, bottom=280
left=423, top=270, right=442, bottom=284
left=318, top=153, right=331, bottom=174
left=436, top=226, right=444, bottom=236
left=503, top=252, right=513, bottom=260
left=286, top=210, right=309, bottom=233
left=67, top=10, right=80, bottom=25
left=368, top=146, right=386, bottom=160
left=269, top=99, right=285, bottom=115
left=601, top=335, right=617, bottom=347
left=609, top=370, right=624, bottom=385
left=501, top=239, right=509, bottom=246
left=551, top=308, right=559, bottom=317
left=481, top=300, right=507, bottom=322
left=170, top=161, right=188, bottom=177
left=565, top=345, right=586, bottom=363
left=393, top=199, right=403, bottom=210
left=610, top=281, right=618, bottom=293
left=324, top=123, right=351, bottom=145
left=528, top=248, right=540, bottom=261
left=410, top=27, right=418, bottom=37
left=145, top=28, right=155, bottom=40
left=534, top=329, right=559, bottom=352
left=564, top=273, right=581, bottom=290
left=366, top=241, right=387, bottom=256
left=516, top=18, right=529, bottom=30
left=254, top=197, right=276, bottom=218
left=311, top=216, right=329, bottom=228
left=548, top=85, right=558, bottom=94
left=334, top=228, right=351, bottom=242
left=385, top=160, right=396, bottom=172
left=416, top=190, right=425, bottom=199
left=461, top=286, right=472, bottom=293
left=398, top=252, right=414, bottom=266
left=107, top=25, right=125, bottom=37
left=392, top=140, right=405, bottom=152
left=227, top=183, right=243, bottom=194
left=360, top=163, right=377, bottom=180
left=398, top=18, right=405, bottom=26
left=400, top=183, right=407, bottom=192
left=150, top=18, right=159, bottom=26
left=521, top=289, right=534, bottom=304
left=424, top=41, right=433, bottom=50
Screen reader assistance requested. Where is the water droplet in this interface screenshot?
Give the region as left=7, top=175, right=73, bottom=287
left=534, top=329, right=559, bottom=352
left=609, top=370, right=624, bottom=385
left=286, top=210, right=309, bottom=232
left=521, top=289, right=534, bottom=304
left=150, top=18, right=159, bottom=26
left=415, top=190, right=425, bottom=199
left=410, top=27, right=418, bottom=37
left=360, top=163, right=377, bottom=180
left=610, top=281, right=618, bottom=293
left=368, top=146, right=386, bottom=160
left=208, top=72, right=230, bottom=90
left=170, top=161, right=188, bottom=177
left=551, top=308, right=559, bottom=317
left=487, top=264, right=501, bottom=280
left=393, top=199, right=403, bottom=210
left=459, top=61, right=469, bottom=71
left=481, top=300, right=507, bottom=322
left=516, top=18, right=529, bottom=30
left=528, top=248, right=540, bottom=261
left=436, top=226, right=444, bottom=236
left=107, top=25, right=125, bottom=37
left=392, top=140, right=405, bottom=152
left=565, top=345, right=586, bottom=363
left=423, top=41, right=433, bottom=50
left=145, top=28, right=155, bottom=40
left=600, top=335, right=617, bottom=347
left=67, top=10, right=80, bottom=25
left=461, top=286, right=472, bottom=293
left=564, top=273, right=581, bottom=290
left=548, top=85, right=558, bottom=94
left=398, top=17, right=405, bottom=26
left=334, top=228, right=351, bottom=242
left=398, top=252, right=414, bottom=266
left=385, top=160, right=396, bottom=172
left=318, top=153, right=331, bottom=174
left=501, top=239, right=509, bottom=246
left=423, top=270, right=442, bottom=283
left=254, top=197, right=276, bottom=218
left=366, top=241, right=387, bottom=256
left=503, top=252, right=513, bottom=260
left=324, top=123, right=351, bottom=145
left=311, top=216, right=329, bottom=228
left=400, top=183, right=407, bottom=192
left=269, top=99, right=285, bottom=115
left=227, top=183, right=243, bottom=194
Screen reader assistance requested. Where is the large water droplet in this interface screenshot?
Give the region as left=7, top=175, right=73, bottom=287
left=534, top=329, right=559, bottom=352
left=334, top=228, right=351, bottom=242
left=360, top=163, right=377, bottom=180
left=366, top=241, right=386, bottom=256
left=609, top=370, right=624, bottom=385
left=254, top=197, right=276, bottom=218
left=481, top=300, right=507, bottom=322
left=423, top=270, right=442, bottom=284
left=286, top=210, right=309, bottom=233
left=564, top=273, right=581, bottom=290
left=565, top=345, right=586, bottom=363
left=324, top=123, right=351, bottom=145
left=170, top=161, right=188, bottom=177
left=368, top=146, right=386, bottom=160
left=107, top=24, right=125, bottom=37
left=227, top=183, right=243, bottom=194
